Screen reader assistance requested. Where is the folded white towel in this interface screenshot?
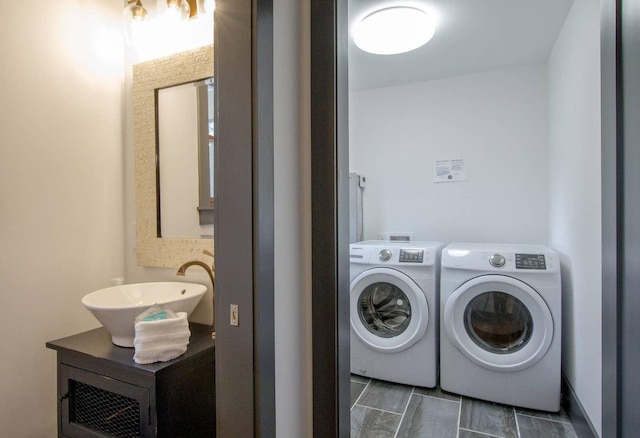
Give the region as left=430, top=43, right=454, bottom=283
left=133, top=312, right=191, bottom=364
left=134, top=315, right=189, bottom=337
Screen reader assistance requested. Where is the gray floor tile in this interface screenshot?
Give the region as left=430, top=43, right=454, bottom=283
left=458, top=429, right=502, bottom=438
left=515, top=406, right=571, bottom=423
left=351, top=381, right=367, bottom=408
left=351, top=405, right=402, bottom=438
left=459, top=397, right=518, bottom=438
left=349, top=379, right=580, bottom=438
left=517, top=414, right=578, bottom=438
left=395, top=394, right=459, bottom=438
left=414, top=385, right=461, bottom=402
left=357, top=379, right=413, bottom=414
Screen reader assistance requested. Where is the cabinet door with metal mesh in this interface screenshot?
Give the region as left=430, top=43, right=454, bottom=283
left=60, top=364, right=151, bottom=438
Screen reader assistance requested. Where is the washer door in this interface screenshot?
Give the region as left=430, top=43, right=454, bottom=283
left=443, top=275, right=553, bottom=372
left=351, top=267, right=428, bottom=353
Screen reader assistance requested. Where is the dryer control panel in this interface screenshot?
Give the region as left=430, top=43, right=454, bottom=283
left=441, top=243, right=559, bottom=273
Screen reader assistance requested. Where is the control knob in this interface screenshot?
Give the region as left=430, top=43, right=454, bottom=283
left=379, top=249, right=392, bottom=261
left=489, top=254, right=506, bottom=267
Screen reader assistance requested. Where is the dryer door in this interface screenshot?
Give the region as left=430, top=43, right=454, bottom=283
left=443, top=275, right=554, bottom=372
left=350, top=267, right=428, bottom=353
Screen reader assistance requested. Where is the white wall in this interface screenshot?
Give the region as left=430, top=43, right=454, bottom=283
left=548, top=0, right=602, bottom=434
left=350, top=64, right=549, bottom=245
left=274, top=0, right=312, bottom=435
left=0, top=1, right=124, bottom=436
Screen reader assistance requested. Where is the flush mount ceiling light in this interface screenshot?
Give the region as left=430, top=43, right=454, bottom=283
left=353, top=6, right=436, bottom=55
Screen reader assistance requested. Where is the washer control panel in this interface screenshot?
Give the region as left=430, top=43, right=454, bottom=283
left=350, top=241, right=442, bottom=266
left=515, top=254, right=547, bottom=270
left=399, top=249, right=424, bottom=263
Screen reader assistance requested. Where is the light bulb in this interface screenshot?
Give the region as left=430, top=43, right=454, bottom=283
left=125, top=0, right=148, bottom=22
left=162, top=0, right=191, bottom=22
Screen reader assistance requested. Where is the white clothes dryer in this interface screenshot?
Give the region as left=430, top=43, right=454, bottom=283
left=350, top=240, right=443, bottom=388
left=440, top=243, right=561, bottom=411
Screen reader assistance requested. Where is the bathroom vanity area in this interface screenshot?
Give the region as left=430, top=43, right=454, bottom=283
left=43, top=43, right=219, bottom=438
left=46, top=323, right=215, bottom=437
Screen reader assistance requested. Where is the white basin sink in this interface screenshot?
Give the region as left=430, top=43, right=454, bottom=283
left=81, top=282, right=207, bottom=347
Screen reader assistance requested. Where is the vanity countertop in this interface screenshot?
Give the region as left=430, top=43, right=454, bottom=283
left=46, top=322, right=215, bottom=376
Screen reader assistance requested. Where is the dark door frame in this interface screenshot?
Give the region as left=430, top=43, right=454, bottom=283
left=214, top=0, right=275, bottom=436
left=602, top=0, right=640, bottom=436
left=617, top=1, right=640, bottom=433
left=600, top=1, right=620, bottom=436
left=310, top=0, right=351, bottom=436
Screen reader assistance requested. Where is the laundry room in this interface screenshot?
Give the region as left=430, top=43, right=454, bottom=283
left=347, top=0, right=601, bottom=437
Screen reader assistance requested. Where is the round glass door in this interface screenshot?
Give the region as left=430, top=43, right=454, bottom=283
left=443, top=275, right=553, bottom=372
left=350, top=268, right=428, bottom=353
left=464, top=292, right=533, bottom=354
left=358, top=282, right=411, bottom=338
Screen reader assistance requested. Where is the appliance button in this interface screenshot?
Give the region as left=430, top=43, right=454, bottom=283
left=379, top=249, right=392, bottom=261
left=489, top=254, right=506, bottom=267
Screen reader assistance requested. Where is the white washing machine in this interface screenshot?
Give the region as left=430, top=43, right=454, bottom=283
left=440, top=243, right=561, bottom=411
left=350, top=240, right=443, bottom=388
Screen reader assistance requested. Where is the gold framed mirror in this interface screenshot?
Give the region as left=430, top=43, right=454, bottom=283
left=133, top=45, right=214, bottom=267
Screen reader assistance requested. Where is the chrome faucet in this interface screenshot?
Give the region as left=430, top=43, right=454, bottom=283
left=176, top=250, right=215, bottom=339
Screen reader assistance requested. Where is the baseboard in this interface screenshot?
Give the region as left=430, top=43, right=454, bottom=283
left=561, top=373, right=598, bottom=438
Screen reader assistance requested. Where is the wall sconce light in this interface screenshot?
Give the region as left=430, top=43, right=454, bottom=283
left=122, top=0, right=149, bottom=48
left=123, top=0, right=215, bottom=60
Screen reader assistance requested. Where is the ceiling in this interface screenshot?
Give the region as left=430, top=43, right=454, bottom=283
left=348, top=0, right=575, bottom=90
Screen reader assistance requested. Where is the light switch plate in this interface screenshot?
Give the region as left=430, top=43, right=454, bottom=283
left=230, top=304, right=239, bottom=326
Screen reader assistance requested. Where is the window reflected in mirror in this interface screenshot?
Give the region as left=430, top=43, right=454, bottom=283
left=156, top=78, right=214, bottom=239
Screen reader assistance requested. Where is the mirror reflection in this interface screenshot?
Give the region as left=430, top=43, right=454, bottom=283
left=157, top=78, right=214, bottom=239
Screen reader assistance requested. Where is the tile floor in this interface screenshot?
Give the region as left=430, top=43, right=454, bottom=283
left=350, top=375, right=578, bottom=438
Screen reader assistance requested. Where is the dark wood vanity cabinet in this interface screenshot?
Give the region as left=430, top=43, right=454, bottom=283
left=46, top=323, right=215, bottom=438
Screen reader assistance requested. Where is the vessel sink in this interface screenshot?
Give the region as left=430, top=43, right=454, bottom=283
left=81, top=282, right=207, bottom=347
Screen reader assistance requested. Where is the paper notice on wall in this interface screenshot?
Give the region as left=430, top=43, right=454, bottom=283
left=434, top=158, right=467, bottom=183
